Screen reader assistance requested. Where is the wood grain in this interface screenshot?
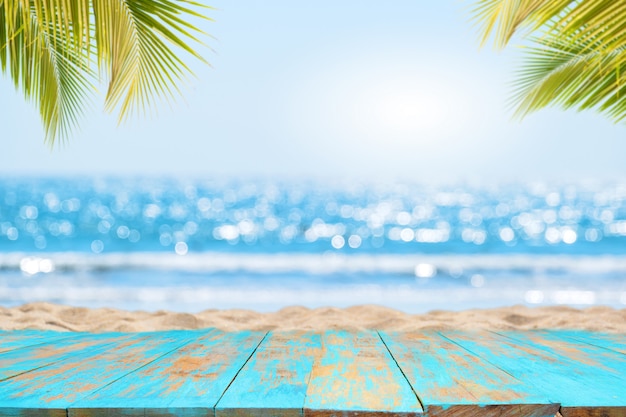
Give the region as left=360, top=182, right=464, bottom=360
left=380, top=331, right=558, bottom=417
left=492, top=331, right=626, bottom=417
left=495, top=331, right=626, bottom=383
left=0, top=332, right=137, bottom=382
left=0, top=330, right=75, bottom=354
left=441, top=331, right=626, bottom=415
left=216, top=331, right=322, bottom=417
left=68, top=329, right=266, bottom=417
left=0, top=330, right=200, bottom=415
left=304, top=330, right=422, bottom=417
left=1, top=329, right=625, bottom=417
left=552, top=330, right=626, bottom=356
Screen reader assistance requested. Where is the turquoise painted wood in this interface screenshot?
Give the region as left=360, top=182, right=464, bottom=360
left=0, top=330, right=75, bottom=354
left=553, top=330, right=626, bottom=355
left=1, top=329, right=625, bottom=417
left=215, top=331, right=322, bottom=417
left=441, top=330, right=626, bottom=416
left=491, top=331, right=626, bottom=417
left=304, top=330, right=423, bottom=417
left=68, top=329, right=266, bottom=417
left=495, top=330, right=626, bottom=382
left=0, top=408, right=67, bottom=417
left=0, top=332, right=138, bottom=382
left=379, top=331, right=558, bottom=417
left=0, top=330, right=200, bottom=415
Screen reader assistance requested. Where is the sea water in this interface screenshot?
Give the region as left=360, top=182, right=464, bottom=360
left=1, top=177, right=625, bottom=312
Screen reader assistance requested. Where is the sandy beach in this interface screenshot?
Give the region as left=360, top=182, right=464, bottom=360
left=1, top=303, right=624, bottom=333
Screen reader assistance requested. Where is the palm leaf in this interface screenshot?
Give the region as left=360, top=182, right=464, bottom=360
left=471, top=0, right=626, bottom=122
left=94, top=0, right=210, bottom=121
left=512, top=36, right=626, bottom=120
left=471, top=0, right=574, bottom=48
left=0, top=0, right=211, bottom=144
left=1, top=0, right=94, bottom=143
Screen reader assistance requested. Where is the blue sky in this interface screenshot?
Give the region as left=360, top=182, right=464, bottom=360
left=1, top=0, right=625, bottom=183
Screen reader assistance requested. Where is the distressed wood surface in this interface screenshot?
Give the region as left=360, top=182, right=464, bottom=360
left=1, top=329, right=625, bottom=417
left=0, top=332, right=137, bottom=382
left=215, top=331, right=322, bottom=417
left=304, top=330, right=423, bottom=417
left=491, top=331, right=626, bottom=417
left=0, top=330, right=76, bottom=354
left=441, top=331, right=626, bottom=417
left=68, top=329, right=266, bottom=417
left=495, top=331, right=626, bottom=383
left=0, top=330, right=200, bottom=415
left=553, top=330, right=626, bottom=356
left=379, top=331, right=558, bottom=417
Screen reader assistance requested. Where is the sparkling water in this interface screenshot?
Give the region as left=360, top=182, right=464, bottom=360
left=1, top=177, right=625, bottom=312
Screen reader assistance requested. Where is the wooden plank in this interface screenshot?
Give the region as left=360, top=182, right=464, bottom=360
left=0, top=332, right=137, bottom=382
left=0, top=408, right=67, bottom=417
left=551, top=331, right=626, bottom=356
left=304, top=330, right=423, bottom=417
left=379, top=331, right=557, bottom=417
left=0, top=329, right=201, bottom=416
left=68, top=329, right=266, bottom=417
left=0, top=331, right=146, bottom=417
left=491, top=331, right=626, bottom=417
left=0, top=330, right=76, bottom=354
left=216, top=331, right=322, bottom=417
left=441, top=330, right=626, bottom=417
left=2, top=329, right=623, bottom=417
left=495, top=331, right=626, bottom=382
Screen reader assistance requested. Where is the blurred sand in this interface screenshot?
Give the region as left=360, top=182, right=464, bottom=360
left=1, top=303, right=625, bottom=332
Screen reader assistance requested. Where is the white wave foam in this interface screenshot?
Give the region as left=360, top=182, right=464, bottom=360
left=1, top=284, right=623, bottom=313
left=1, top=252, right=626, bottom=276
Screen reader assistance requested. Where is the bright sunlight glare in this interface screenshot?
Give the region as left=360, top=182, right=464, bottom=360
left=287, top=58, right=476, bottom=148
left=351, top=80, right=450, bottom=137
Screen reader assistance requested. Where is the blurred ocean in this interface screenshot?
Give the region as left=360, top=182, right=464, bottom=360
left=1, top=177, right=625, bottom=312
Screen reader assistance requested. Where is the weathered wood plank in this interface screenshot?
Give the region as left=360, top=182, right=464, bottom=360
left=441, top=330, right=626, bottom=417
left=70, top=408, right=212, bottom=417
left=552, top=330, right=626, bottom=356
left=495, top=331, right=626, bottom=382
left=0, top=330, right=201, bottom=416
left=216, top=331, right=322, bottom=417
left=0, top=332, right=137, bottom=382
left=491, top=331, right=626, bottom=417
left=68, top=329, right=266, bottom=417
left=304, top=330, right=423, bottom=417
left=380, top=331, right=557, bottom=417
left=0, top=330, right=76, bottom=354
left=0, top=408, right=67, bottom=417
left=2, top=329, right=625, bottom=417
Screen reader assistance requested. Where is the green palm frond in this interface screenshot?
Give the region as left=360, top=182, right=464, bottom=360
left=93, top=0, right=209, bottom=120
left=1, top=0, right=94, bottom=141
left=512, top=36, right=626, bottom=121
left=471, top=0, right=574, bottom=48
left=0, top=0, right=211, bottom=145
left=471, top=0, right=626, bottom=123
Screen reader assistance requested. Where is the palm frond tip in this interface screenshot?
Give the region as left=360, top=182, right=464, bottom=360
left=471, top=0, right=626, bottom=123
left=0, top=0, right=211, bottom=144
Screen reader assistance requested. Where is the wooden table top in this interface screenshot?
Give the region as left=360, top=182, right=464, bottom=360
left=0, top=329, right=624, bottom=417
